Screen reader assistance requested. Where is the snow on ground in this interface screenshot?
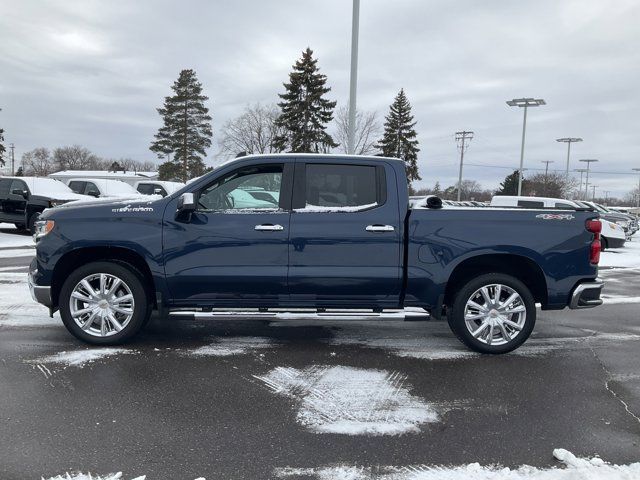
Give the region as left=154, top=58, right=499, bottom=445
left=42, top=474, right=205, bottom=480
left=254, top=365, right=439, bottom=435
left=0, top=246, right=36, bottom=258
left=0, top=223, right=35, bottom=248
left=275, top=449, right=640, bottom=479
left=600, top=237, right=640, bottom=268
left=186, top=336, right=275, bottom=356
left=29, top=348, right=135, bottom=369
left=0, top=272, right=59, bottom=327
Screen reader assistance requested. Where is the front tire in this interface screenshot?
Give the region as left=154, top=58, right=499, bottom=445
left=59, top=262, right=151, bottom=345
left=447, top=273, right=536, bottom=354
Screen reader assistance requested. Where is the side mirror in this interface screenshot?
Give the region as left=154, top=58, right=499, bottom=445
left=88, top=191, right=100, bottom=198
left=154, top=188, right=163, bottom=195
left=177, top=192, right=196, bottom=213
left=12, top=189, right=28, bottom=198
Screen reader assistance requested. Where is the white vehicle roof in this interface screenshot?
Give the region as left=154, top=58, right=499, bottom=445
left=51, top=170, right=158, bottom=179
left=67, top=178, right=141, bottom=197
left=490, top=195, right=581, bottom=208
left=3, top=176, right=90, bottom=201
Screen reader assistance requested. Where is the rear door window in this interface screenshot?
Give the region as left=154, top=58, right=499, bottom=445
left=85, top=182, right=100, bottom=196
left=517, top=200, right=544, bottom=208
left=303, top=164, right=379, bottom=209
left=554, top=202, right=575, bottom=210
left=137, top=183, right=155, bottom=195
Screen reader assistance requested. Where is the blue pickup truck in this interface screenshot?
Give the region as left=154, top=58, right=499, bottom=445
left=29, top=154, right=604, bottom=354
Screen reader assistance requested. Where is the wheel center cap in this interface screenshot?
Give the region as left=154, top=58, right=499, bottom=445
left=489, top=309, right=499, bottom=318
left=98, top=300, right=109, bottom=309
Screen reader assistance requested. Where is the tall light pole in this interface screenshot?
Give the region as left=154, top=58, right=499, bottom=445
left=346, top=0, right=360, bottom=155
left=556, top=137, right=582, bottom=182
left=541, top=160, right=553, bottom=195
left=579, top=159, right=598, bottom=201
left=603, top=190, right=610, bottom=205
left=575, top=168, right=587, bottom=199
left=507, top=98, right=546, bottom=195
left=633, top=168, right=640, bottom=208
left=591, top=185, right=598, bottom=201
left=455, top=131, right=474, bottom=201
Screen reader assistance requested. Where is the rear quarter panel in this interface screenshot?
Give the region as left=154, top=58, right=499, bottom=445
left=406, top=208, right=599, bottom=309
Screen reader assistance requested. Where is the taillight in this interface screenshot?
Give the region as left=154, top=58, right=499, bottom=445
left=586, top=219, right=602, bottom=233
left=586, top=218, right=601, bottom=265
left=590, top=238, right=601, bottom=265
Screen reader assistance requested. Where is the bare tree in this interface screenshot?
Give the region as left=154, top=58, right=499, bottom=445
left=334, top=106, right=381, bottom=155
left=218, top=103, right=285, bottom=157
left=53, top=145, right=99, bottom=170
left=22, top=148, right=56, bottom=176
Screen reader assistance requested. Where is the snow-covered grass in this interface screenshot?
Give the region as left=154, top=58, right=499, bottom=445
left=275, top=449, right=640, bottom=479
left=254, top=365, right=439, bottom=435
left=30, top=348, right=135, bottom=368
left=186, top=336, right=274, bottom=356
left=600, top=237, right=640, bottom=268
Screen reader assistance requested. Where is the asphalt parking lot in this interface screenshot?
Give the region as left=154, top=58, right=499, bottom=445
left=1, top=228, right=639, bottom=479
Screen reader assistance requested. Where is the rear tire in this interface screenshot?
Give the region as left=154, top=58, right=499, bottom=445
left=27, top=213, right=40, bottom=234
left=59, top=261, right=151, bottom=345
left=14, top=223, right=26, bottom=231
left=601, top=237, right=608, bottom=251
left=447, top=273, right=536, bottom=354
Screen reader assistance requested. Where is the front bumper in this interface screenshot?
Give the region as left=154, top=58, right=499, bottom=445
left=569, top=279, right=604, bottom=309
left=28, top=259, right=52, bottom=307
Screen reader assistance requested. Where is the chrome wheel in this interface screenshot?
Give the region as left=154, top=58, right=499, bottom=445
left=69, top=273, right=135, bottom=338
left=463, top=283, right=526, bottom=346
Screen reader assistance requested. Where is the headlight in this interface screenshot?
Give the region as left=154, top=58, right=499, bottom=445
left=615, top=220, right=629, bottom=228
left=33, top=220, right=55, bottom=241
left=49, top=200, right=68, bottom=208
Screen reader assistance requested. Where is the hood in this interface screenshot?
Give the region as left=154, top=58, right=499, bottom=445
left=33, top=192, right=94, bottom=202
left=51, top=194, right=162, bottom=209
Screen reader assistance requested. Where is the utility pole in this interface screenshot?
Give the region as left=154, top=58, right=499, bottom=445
left=556, top=137, right=582, bottom=182
left=346, top=0, right=360, bottom=155
left=579, top=159, right=598, bottom=201
left=574, top=168, right=587, bottom=199
left=591, top=185, right=598, bottom=201
left=10, top=143, right=15, bottom=175
left=603, top=190, right=610, bottom=205
left=506, top=98, right=546, bottom=195
left=633, top=168, right=640, bottom=208
left=541, top=160, right=553, bottom=195
left=455, top=131, right=474, bottom=201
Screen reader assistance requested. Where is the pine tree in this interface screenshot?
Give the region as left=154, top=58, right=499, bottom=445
left=272, top=48, right=337, bottom=153
left=433, top=181, right=442, bottom=195
left=377, top=89, right=421, bottom=184
left=0, top=128, right=6, bottom=168
left=496, top=170, right=528, bottom=195
left=150, top=69, right=212, bottom=182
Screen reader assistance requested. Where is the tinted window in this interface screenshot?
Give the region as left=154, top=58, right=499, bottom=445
left=517, top=200, right=544, bottom=208
left=554, top=202, right=574, bottom=210
left=0, top=179, right=11, bottom=197
left=10, top=179, right=28, bottom=195
left=198, top=164, right=283, bottom=211
left=68, top=181, right=86, bottom=194
left=305, top=164, right=377, bottom=208
left=137, top=183, right=155, bottom=195
left=85, top=182, right=100, bottom=196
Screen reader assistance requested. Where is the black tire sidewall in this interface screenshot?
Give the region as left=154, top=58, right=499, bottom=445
left=448, top=273, right=536, bottom=354
left=59, top=261, right=149, bottom=345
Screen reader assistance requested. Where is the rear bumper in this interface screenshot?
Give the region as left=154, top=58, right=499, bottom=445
left=569, top=279, right=604, bottom=309
left=28, top=258, right=52, bottom=307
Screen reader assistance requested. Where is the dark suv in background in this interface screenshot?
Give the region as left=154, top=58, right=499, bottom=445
left=0, top=177, right=89, bottom=232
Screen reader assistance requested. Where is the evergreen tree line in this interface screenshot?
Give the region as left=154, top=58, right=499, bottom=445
left=150, top=48, right=421, bottom=185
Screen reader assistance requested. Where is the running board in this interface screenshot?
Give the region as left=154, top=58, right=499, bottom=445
left=168, top=308, right=428, bottom=321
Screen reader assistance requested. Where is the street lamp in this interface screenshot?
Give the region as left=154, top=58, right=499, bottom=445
left=633, top=168, right=640, bottom=208
left=579, top=159, right=598, bottom=201
left=556, top=137, right=582, bottom=182
left=591, top=185, right=598, bottom=201
left=507, top=98, right=546, bottom=195
left=346, top=0, right=360, bottom=155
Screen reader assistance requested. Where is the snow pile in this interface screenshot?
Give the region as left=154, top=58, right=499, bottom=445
left=187, top=336, right=274, bottom=356
left=275, top=448, right=640, bottom=479
left=254, top=365, right=439, bottom=435
left=600, top=238, right=640, bottom=268
left=0, top=272, right=59, bottom=327
left=31, top=348, right=134, bottom=368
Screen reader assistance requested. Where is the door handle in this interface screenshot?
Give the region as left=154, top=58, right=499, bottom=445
left=366, top=224, right=395, bottom=232
left=255, top=224, right=284, bottom=231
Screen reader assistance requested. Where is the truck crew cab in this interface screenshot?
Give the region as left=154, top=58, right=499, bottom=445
left=29, top=154, right=604, bottom=354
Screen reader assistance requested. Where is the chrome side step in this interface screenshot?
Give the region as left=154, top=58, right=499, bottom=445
left=168, top=308, right=428, bottom=321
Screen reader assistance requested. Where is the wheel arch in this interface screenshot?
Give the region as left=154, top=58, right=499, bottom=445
left=51, top=246, right=156, bottom=309
left=443, top=253, right=548, bottom=309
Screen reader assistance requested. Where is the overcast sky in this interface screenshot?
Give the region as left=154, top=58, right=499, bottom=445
left=1, top=0, right=640, bottom=197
